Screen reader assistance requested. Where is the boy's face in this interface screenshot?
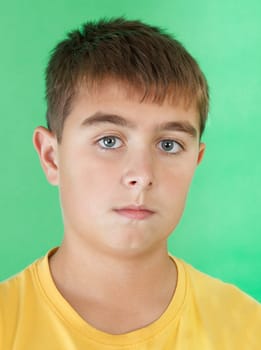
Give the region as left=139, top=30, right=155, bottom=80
left=35, top=81, right=205, bottom=257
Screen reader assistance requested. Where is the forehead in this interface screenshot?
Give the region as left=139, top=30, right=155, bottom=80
left=69, top=79, right=200, bottom=135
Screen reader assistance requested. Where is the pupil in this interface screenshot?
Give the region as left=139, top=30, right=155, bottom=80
left=163, top=140, right=173, bottom=150
left=105, top=137, right=115, bottom=147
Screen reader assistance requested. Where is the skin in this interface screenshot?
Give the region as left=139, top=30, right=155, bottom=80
left=33, top=81, right=205, bottom=334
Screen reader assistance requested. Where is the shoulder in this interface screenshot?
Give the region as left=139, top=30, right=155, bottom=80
left=174, top=257, right=261, bottom=344
left=181, top=258, right=260, bottom=307
left=0, top=257, right=43, bottom=345
left=0, top=248, right=57, bottom=321
left=0, top=251, right=50, bottom=348
left=0, top=261, right=36, bottom=315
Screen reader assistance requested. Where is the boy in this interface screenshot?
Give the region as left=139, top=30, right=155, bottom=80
left=0, top=17, right=260, bottom=349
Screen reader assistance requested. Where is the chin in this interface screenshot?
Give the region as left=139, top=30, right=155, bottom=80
left=103, top=233, right=165, bottom=258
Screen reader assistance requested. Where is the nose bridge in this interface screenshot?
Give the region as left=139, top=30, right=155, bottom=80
left=121, top=144, right=154, bottom=189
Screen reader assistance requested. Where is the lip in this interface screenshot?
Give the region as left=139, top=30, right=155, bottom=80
left=114, top=206, right=155, bottom=220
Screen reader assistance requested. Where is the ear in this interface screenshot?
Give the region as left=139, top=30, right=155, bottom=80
left=197, top=142, right=206, bottom=165
left=33, top=126, right=59, bottom=185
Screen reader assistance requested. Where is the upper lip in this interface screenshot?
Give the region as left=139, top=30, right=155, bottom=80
left=115, top=205, right=155, bottom=213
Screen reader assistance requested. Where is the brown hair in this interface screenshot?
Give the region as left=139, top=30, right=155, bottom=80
left=45, top=17, right=209, bottom=142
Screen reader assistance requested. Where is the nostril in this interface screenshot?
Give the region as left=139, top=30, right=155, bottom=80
left=129, top=180, right=137, bottom=185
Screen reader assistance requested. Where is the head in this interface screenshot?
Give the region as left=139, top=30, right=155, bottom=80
left=34, top=18, right=209, bottom=258
left=45, top=17, right=209, bottom=143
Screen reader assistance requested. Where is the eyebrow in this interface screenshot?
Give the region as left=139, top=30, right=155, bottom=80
left=81, top=112, right=135, bottom=129
left=81, top=112, right=198, bottom=138
left=158, top=120, right=197, bottom=138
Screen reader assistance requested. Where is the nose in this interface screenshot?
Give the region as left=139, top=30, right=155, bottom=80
left=121, top=151, right=154, bottom=190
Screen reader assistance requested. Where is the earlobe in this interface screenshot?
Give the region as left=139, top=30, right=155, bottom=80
left=197, top=142, right=206, bottom=165
left=33, top=126, right=59, bottom=185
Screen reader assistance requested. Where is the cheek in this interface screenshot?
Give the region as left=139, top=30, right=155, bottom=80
left=60, top=153, right=119, bottom=206
left=161, top=157, right=197, bottom=193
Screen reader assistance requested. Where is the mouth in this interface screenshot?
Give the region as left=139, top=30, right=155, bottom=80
left=114, top=206, right=155, bottom=220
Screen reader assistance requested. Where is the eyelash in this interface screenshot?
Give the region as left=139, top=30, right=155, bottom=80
left=96, top=135, right=184, bottom=154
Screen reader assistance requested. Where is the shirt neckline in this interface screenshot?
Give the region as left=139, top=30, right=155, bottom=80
left=34, top=247, right=188, bottom=346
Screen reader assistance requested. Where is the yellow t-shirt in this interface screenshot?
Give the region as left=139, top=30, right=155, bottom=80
left=0, top=248, right=260, bottom=349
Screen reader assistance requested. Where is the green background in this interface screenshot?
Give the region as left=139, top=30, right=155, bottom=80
left=0, top=0, right=260, bottom=302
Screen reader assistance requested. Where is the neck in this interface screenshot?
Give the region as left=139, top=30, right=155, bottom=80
left=51, top=237, right=175, bottom=293
left=49, top=235, right=178, bottom=333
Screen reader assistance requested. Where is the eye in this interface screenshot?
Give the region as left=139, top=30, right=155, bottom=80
left=158, top=139, right=183, bottom=154
left=97, top=136, right=123, bottom=149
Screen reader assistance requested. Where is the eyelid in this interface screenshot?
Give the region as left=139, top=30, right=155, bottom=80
left=157, top=139, right=185, bottom=154
left=95, top=135, right=185, bottom=153
left=96, top=135, right=123, bottom=149
left=159, top=138, right=184, bottom=146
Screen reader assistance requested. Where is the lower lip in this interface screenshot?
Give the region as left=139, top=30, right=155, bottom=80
left=115, top=209, right=154, bottom=220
